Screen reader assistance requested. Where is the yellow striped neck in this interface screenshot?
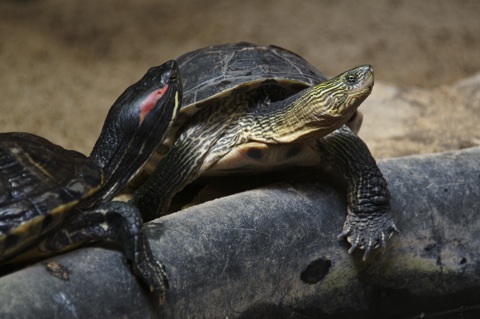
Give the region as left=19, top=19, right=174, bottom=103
left=245, top=64, right=374, bottom=144
left=248, top=83, right=352, bottom=143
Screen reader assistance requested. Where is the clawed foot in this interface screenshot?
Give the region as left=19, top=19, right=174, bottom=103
left=337, top=210, right=399, bottom=261
left=133, top=257, right=169, bottom=305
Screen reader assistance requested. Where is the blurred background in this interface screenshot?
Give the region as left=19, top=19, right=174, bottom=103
left=1, top=0, right=479, bottom=157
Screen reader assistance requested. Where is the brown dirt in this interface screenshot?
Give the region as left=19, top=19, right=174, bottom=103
left=1, top=0, right=479, bottom=158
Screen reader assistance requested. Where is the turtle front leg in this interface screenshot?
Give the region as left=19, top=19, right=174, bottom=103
left=132, top=134, right=213, bottom=221
left=45, top=201, right=169, bottom=304
left=313, top=125, right=398, bottom=260
left=132, top=107, right=233, bottom=220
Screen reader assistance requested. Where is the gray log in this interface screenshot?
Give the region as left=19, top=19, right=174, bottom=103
left=1, top=147, right=479, bottom=318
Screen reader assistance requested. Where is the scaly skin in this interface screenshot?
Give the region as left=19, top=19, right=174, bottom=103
left=312, top=125, right=398, bottom=259
left=46, top=201, right=169, bottom=304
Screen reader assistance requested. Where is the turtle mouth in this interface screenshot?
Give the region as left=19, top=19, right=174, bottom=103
left=352, top=84, right=373, bottom=96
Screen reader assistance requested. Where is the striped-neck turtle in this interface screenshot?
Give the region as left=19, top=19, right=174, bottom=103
left=0, top=60, right=182, bottom=303
left=133, top=42, right=398, bottom=259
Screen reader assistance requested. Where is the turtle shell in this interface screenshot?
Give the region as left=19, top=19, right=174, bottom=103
left=0, top=132, right=102, bottom=260
left=176, top=42, right=327, bottom=115
left=141, top=43, right=331, bottom=175
left=149, top=42, right=328, bottom=152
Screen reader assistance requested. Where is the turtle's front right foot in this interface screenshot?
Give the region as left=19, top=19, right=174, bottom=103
left=338, top=209, right=399, bottom=261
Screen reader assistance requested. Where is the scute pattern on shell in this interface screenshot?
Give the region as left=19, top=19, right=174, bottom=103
left=0, top=133, right=101, bottom=257
left=177, top=42, right=327, bottom=108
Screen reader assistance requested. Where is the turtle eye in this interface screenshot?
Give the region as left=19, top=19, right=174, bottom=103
left=169, top=73, right=177, bottom=82
left=346, top=74, right=357, bottom=84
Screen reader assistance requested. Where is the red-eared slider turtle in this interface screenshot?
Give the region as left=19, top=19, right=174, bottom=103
left=133, top=42, right=397, bottom=259
left=0, top=60, right=182, bottom=303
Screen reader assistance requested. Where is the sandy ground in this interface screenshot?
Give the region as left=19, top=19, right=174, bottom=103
left=1, top=0, right=479, bottom=158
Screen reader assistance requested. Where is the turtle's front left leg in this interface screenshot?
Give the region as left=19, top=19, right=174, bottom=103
left=313, top=125, right=398, bottom=260
left=45, top=201, right=168, bottom=304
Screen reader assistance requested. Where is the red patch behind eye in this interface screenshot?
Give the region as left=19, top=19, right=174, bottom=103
left=139, top=84, right=169, bottom=124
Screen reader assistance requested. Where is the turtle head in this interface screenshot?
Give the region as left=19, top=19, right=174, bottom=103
left=322, top=64, right=374, bottom=117
left=303, top=64, right=373, bottom=134
left=91, top=60, right=182, bottom=200
left=261, top=65, right=373, bottom=143
left=316, top=64, right=373, bottom=134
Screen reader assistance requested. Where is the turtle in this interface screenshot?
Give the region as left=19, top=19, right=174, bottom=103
left=132, top=42, right=398, bottom=259
left=0, top=60, right=182, bottom=304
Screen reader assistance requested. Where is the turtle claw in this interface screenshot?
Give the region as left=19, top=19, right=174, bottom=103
left=338, top=210, right=397, bottom=261
left=337, top=227, right=351, bottom=241
left=347, top=242, right=360, bottom=255
left=362, top=241, right=374, bottom=261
